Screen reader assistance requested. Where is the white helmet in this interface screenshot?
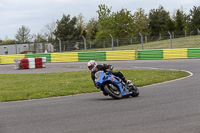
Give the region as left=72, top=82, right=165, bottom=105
left=87, top=60, right=98, bottom=72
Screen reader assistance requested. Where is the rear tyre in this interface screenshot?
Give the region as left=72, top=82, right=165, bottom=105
left=104, top=84, right=122, bottom=99
left=130, top=84, right=139, bottom=97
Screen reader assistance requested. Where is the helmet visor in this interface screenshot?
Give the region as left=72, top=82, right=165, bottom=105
left=88, top=65, right=94, bottom=70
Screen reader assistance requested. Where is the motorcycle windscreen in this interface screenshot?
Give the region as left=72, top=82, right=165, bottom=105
left=95, top=71, right=104, bottom=79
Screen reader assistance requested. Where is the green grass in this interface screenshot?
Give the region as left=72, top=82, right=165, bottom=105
left=139, top=35, right=200, bottom=49
left=0, top=69, right=189, bottom=102
left=72, top=35, right=200, bottom=52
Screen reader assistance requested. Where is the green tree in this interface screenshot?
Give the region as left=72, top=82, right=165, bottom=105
left=96, top=5, right=136, bottom=39
left=174, top=9, right=187, bottom=35
left=86, top=18, right=99, bottom=39
left=149, top=5, right=171, bottom=36
left=188, top=6, right=200, bottom=34
left=42, top=20, right=56, bottom=42
left=114, top=8, right=134, bottom=38
left=74, top=13, right=86, bottom=40
left=165, top=17, right=175, bottom=33
left=15, top=25, right=31, bottom=43
left=96, top=4, right=115, bottom=39
left=0, top=39, right=15, bottom=45
left=133, top=8, right=150, bottom=36
left=53, top=14, right=77, bottom=41
left=32, top=33, right=46, bottom=42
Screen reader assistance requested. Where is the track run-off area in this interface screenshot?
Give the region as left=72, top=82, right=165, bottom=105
left=0, top=59, right=200, bottom=133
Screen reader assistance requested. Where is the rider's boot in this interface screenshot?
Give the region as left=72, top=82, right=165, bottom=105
left=122, top=77, right=131, bottom=85
left=122, top=77, right=132, bottom=90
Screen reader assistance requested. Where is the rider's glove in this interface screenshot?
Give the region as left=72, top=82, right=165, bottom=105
left=95, top=82, right=100, bottom=88
left=106, top=71, right=112, bottom=75
left=106, top=69, right=112, bottom=74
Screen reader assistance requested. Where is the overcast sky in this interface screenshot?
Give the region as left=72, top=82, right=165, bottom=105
left=0, top=0, right=199, bottom=40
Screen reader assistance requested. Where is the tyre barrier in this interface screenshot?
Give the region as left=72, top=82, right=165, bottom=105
left=14, top=57, right=46, bottom=69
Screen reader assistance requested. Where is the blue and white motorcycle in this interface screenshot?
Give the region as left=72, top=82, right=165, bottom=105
left=95, top=71, right=139, bottom=99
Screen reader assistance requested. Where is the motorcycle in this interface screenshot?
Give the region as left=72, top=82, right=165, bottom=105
left=95, top=71, right=139, bottom=99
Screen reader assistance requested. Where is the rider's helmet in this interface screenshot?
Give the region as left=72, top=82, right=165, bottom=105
left=87, top=60, right=98, bottom=72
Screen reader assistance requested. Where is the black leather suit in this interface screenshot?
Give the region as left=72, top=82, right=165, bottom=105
left=91, top=64, right=126, bottom=85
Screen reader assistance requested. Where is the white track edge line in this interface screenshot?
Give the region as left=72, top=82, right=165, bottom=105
left=140, top=68, right=193, bottom=88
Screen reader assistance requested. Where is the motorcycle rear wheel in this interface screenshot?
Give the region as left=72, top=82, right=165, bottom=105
left=104, top=84, right=122, bottom=99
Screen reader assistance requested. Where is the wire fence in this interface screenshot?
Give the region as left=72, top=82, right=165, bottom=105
left=2, top=31, right=199, bottom=55
left=53, top=34, right=200, bottom=52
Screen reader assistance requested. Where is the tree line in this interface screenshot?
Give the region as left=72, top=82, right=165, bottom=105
left=0, top=4, right=200, bottom=46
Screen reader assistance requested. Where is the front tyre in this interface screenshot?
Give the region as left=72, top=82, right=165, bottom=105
left=104, top=84, right=122, bottom=99
left=130, top=84, right=139, bottom=97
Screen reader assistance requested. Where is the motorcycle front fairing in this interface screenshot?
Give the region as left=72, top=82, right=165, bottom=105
left=95, top=71, right=110, bottom=91
left=111, top=76, right=132, bottom=96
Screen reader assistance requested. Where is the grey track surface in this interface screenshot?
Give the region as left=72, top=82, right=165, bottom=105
left=0, top=59, right=200, bottom=133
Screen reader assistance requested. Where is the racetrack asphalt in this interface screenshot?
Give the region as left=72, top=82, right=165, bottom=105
left=0, top=59, right=200, bottom=133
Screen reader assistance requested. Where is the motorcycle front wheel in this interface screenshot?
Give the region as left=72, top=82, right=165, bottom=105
left=104, top=84, right=122, bottom=99
left=130, top=84, right=139, bottom=97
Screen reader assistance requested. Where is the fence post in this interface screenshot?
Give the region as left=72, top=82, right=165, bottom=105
left=57, top=37, right=62, bottom=52
left=37, top=40, right=39, bottom=53
left=168, top=31, right=172, bottom=49
left=139, top=32, right=143, bottom=49
left=82, top=36, right=87, bottom=52
left=90, top=41, right=92, bottom=49
left=14, top=41, right=17, bottom=54
left=109, top=34, right=114, bottom=51
left=145, top=36, right=148, bottom=43
left=130, top=38, right=132, bottom=45
left=159, top=33, right=162, bottom=40
left=185, top=30, right=187, bottom=37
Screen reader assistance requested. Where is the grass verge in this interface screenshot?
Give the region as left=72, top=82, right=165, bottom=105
left=0, top=69, right=189, bottom=102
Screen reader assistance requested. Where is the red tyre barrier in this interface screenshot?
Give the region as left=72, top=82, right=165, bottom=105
left=36, top=64, right=43, bottom=68
left=35, top=57, right=42, bottom=62
left=21, top=58, right=29, bottom=69
left=35, top=57, right=43, bottom=68
left=21, top=58, right=28, bottom=63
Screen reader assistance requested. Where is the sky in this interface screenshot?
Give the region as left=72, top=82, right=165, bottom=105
left=0, top=0, right=199, bottom=40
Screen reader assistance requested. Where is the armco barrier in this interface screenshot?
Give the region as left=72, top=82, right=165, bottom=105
left=25, top=53, right=51, bottom=62
left=163, top=49, right=187, bottom=59
left=106, top=50, right=135, bottom=60
left=78, top=51, right=106, bottom=61
left=0, top=54, right=25, bottom=64
left=1, top=48, right=200, bottom=65
left=137, top=49, right=163, bottom=60
left=51, top=53, right=78, bottom=62
left=188, top=48, right=200, bottom=58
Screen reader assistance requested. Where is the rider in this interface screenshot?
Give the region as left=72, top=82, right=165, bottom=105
left=87, top=60, right=131, bottom=95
